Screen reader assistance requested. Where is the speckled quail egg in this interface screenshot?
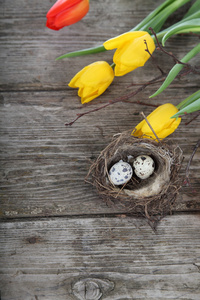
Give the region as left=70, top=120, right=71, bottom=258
left=109, top=160, right=133, bottom=185
left=133, top=155, right=155, bottom=179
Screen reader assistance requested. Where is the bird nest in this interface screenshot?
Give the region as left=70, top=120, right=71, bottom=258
left=87, top=130, right=183, bottom=222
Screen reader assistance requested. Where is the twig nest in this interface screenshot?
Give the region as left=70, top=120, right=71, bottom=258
left=87, top=130, right=182, bottom=220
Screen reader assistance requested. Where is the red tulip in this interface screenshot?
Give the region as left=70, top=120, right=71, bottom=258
left=46, top=0, right=89, bottom=30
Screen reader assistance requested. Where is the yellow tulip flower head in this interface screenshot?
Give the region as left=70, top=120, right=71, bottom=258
left=132, top=103, right=181, bottom=140
left=103, top=31, right=155, bottom=76
left=68, top=61, right=114, bottom=104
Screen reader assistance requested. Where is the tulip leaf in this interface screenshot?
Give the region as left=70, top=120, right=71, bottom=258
left=171, top=98, right=200, bottom=118
left=132, top=0, right=175, bottom=31
left=156, top=10, right=200, bottom=41
left=133, top=0, right=191, bottom=33
left=177, top=90, right=200, bottom=110
left=162, top=19, right=200, bottom=46
left=150, top=43, right=200, bottom=98
left=182, top=10, right=200, bottom=22
left=56, top=45, right=106, bottom=60
left=183, top=0, right=200, bottom=19
left=56, top=0, right=192, bottom=59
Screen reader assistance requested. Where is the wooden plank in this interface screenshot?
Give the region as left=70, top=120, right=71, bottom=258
left=0, top=0, right=199, bottom=91
left=0, top=214, right=200, bottom=299
left=1, top=2, right=200, bottom=300
left=0, top=89, right=200, bottom=218
left=0, top=0, right=200, bottom=218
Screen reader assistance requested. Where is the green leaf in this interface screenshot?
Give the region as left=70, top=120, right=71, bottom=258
left=162, top=19, right=200, bottom=46
left=56, top=0, right=192, bottom=59
left=132, top=0, right=175, bottom=32
left=183, top=0, right=200, bottom=19
left=182, top=10, right=200, bottom=22
left=156, top=10, right=200, bottom=41
left=172, top=98, right=200, bottom=118
left=56, top=45, right=106, bottom=60
left=177, top=90, right=200, bottom=109
left=132, top=0, right=191, bottom=33
left=150, top=43, right=200, bottom=98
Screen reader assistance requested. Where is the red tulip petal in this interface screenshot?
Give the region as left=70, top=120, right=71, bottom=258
left=47, top=0, right=89, bottom=30
left=46, top=0, right=89, bottom=30
left=47, top=0, right=82, bottom=18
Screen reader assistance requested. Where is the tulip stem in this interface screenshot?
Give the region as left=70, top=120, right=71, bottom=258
left=110, top=63, right=116, bottom=69
left=140, top=112, right=161, bottom=142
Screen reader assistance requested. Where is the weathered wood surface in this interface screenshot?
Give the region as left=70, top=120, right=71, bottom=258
left=0, top=0, right=200, bottom=217
left=1, top=215, right=200, bottom=300
left=0, top=0, right=200, bottom=299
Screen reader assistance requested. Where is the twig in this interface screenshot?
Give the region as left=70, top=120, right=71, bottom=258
left=128, top=78, right=165, bottom=88
left=184, top=139, right=200, bottom=186
left=144, top=39, right=165, bottom=75
left=175, top=111, right=200, bottom=124
left=140, top=111, right=161, bottom=142
left=122, top=100, right=159, bottom=107
left=149, top=27, right=189, bottom=67
left=65, top=74, right=165, bottom=126
left=180, top=32, right=200, bottom=39
left=65, top=102, right=111, bottom=126
left=149, top=27, right=200, bottom=75
left=185, top=111, right=200, bottom=125
left=65, top=30, right=199, bottom=126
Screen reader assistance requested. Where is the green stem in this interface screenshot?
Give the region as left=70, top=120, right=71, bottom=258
left=56, top=0, right=192, bottom=60
left=56, top=45, right=106, bottom=60
left=110, top=62, right=116, bottom=68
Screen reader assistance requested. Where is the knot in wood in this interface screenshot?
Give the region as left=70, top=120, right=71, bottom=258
left=72, top=279, right=101, bottom=300
left=72, top=278, right=114, bottom=300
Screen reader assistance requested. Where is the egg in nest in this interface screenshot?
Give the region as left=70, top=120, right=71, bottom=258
left=109, top=160, right=133, bottom=185
left=133, top=155, right=155, bottom=179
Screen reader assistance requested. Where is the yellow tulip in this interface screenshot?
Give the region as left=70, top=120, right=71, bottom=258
left=68, top=61, right=114, bottom=104
left=103, top=31, right=155, bottom=76
left=132, top=103, right=181, bottom=140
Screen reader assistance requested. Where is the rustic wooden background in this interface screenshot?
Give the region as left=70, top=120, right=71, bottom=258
left=0, top=0, right=200, bottom=299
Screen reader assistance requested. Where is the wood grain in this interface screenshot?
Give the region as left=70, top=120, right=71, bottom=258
left=0, top=0, right=200, bottom=218
left=0, top=88, right=200, bottom=218
left=0, top=215, right=200, bottom=299
left=0, top=1, right=200, bottom=298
